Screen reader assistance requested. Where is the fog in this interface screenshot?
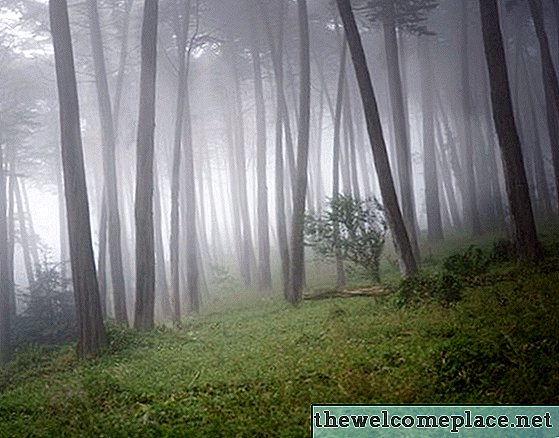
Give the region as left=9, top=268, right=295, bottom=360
left=0, top=0, right=558, bottom=335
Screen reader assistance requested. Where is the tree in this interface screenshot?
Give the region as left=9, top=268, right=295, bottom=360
left=0, top=144, right=11, bottom=364
left=527, top=0, right=559, bottom=212
left=336, top=0, right=418, bottom=277
left=305, top=195, right=387, bottom=282
left=249, top=8, right=272, bottom=292
left=169, top=0, right=190, bottom=322
left=87, top=0, right=129, bottom=324
left=49, top=0, right=106, bottom=357
left=287, top=0, right=311, bottom=304
left=134, top=0, right=158, bottom=330
left=478, top=0, right=541, bottom=260
left=419, top=36, right=443, bottom=241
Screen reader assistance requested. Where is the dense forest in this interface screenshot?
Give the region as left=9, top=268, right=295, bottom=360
left=1, top=0, right=559, bottom=435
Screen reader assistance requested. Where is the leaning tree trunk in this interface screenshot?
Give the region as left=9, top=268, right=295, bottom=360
left=49, top=0, right=106, bottom=358
left=134, top=0, right=158, bottom=330
left=527, top=0, right=559, bottom=212
left=382, top=0, right=420, bottom=260
left=336, top=0, right=418, bottom=277
left=87, top=0, right=129, bottom=324
left=478, top=0, right=541, bottom=261
left=287, top=0, right=311, bottom=304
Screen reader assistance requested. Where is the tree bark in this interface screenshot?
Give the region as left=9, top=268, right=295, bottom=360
left=336, top=0, right=418, bottom=277
left=287, top=0, right=311, bottom=304
left=250, top=24, right=272, bottom=291
left=0, top=144, right=11, bottom=364
left=528, top=0, right=559, bottom=211
left=478, top=0, right=542, bottom=260
left=420, top=37, right=443, bottom=242
left=88, top=0, right=129, bottom=324
left=50, top=0, right=106, bottom=357
left=382, top=0, right=420, bottom=260
left=332, top=40, right=347, bottom=290
left=134, top=0, right=158, bottom=330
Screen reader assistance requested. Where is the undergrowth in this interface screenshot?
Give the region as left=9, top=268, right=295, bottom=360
left=0, top=237, right=558, bottom=436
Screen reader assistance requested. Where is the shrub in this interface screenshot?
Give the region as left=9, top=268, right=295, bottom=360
left=442, top=245, right=489, bottom=280
left=490, top=239, right=517, bottom=263
left=395, top=271, right=463, bottom=308
left=12, top=261, right=76, bottom=346
left=305, top=195, right=387, bottom=281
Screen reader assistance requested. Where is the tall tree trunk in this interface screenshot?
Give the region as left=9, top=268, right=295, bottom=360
left=170, top=0, right=190, bottom=323
left=382, top=0, right=420, bottom=260
left=332, top=40, right=347, bottom=290
left=134, top=0, right=158, bottom=330
left=14, top=177, right=34, bottom=285
left=478, top=0, right=542, bottom=260
left=97, top=190, right=108, bottom=317
left=55, top=151, right=69, bottom=280
left=287, top=0, right=311, bottom=304
left=250, top=27, right=272, bottom=291
left=88, top=0, right=129, bottom=324
left=154, top=165, right=172, bottom=320
left=419, top=37, right=443, bottom=242
left=336, top=0, right=418, bottom=277
left=49, top=0, right=106, bottom=357
left=0, top=144, right=12, bottom=364
left=460, top=0, right=482, bottom=235
left=528, top=0, right=559, bottom=211
left=20, top=179, right=40, bottom=269
left=230, top=51, right=257, bottom=288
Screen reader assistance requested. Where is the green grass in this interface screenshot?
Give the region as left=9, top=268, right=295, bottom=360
left=1, top=235, right=559, bottom=436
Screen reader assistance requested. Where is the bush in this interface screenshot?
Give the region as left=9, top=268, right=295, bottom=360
left=442, top=245, right=489, bottom=280
left=395, top=271, right=463, bottom=308
left=490, top=239, right=517, bottom=263
left=305, top=195, right=387, bottom=281
left=12, top=261, right=76, bottom=346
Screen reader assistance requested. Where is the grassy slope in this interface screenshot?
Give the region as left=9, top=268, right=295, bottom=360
left=1, top=235, right=559, bottom=436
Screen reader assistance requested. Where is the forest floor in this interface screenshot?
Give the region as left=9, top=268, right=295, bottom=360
left=1, top=231, right=559, bottom=436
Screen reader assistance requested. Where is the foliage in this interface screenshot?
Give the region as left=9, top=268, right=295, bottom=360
left=1, top=236, right=558, bottom=435
left=442, top=245, right=489, bottom=280
left=490, top=238, right=517, bottom=263
left=12, top=261, right=76, bottom=346
left=354, top=0, right=439, bottom=35
left=396, top=245, right=490, bottom=307
left=395, top=271, right=463, bottom=308
left=305, top=195, right=387, bottom=282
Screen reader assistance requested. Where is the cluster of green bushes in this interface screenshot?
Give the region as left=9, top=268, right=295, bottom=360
left=395, top=239, right=520, bottom=308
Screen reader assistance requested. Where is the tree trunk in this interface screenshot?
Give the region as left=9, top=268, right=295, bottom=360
left=250, top=30, right=272, bottom=292
left=170, top=0, right=190, bottom=323
left=419, top=37, right=443, bottom=242
left=382, top=0, right=420, bottom=260
left=336, top=0, right=418, bottom=277
left=287, top=0, right=311, bottom=304
left=460, top=0, right=482, bottom=235
left=134, top=0, right=158, bottom=330
left=88, top=0, right=129, bottom=324
left=154, top=165, right=172, bottom=320
left=0, top=144, right=12, bottom=364
left=50, top=0, right=106, bottom=357
left=478, top=0, right=542, bottom=260
left=528, top=0, right=559, bottom=211
left=332, top=40, right=347, bottom=290
left=14, top=177, right=35, bottom=285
